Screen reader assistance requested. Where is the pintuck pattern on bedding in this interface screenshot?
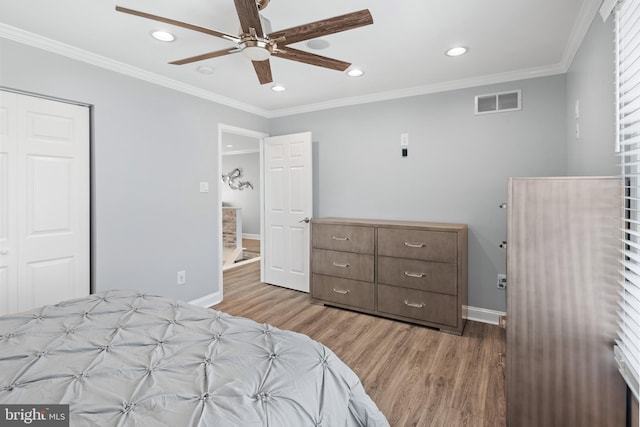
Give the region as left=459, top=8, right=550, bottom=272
left=0, top=290, right=389, bottom=426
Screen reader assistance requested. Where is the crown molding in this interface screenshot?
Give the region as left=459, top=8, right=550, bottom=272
left=270, top=0, right=600, bottom=120
left=559, top=0, right=602, bottom=71
left=600, top=0, right=619, bottom=21
left=0, top=24, right=271, bottom=118
left=2, top=1, right=599, bottom=121
left=268, top=63, right=567, bottom=117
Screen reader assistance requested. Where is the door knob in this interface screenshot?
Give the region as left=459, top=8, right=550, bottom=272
left=298, top=217, right=311, bottom=223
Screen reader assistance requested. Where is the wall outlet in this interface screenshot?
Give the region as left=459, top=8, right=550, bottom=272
left=177, top=270, right=186, bottom=286
left=497, top=274, right=507, bottom=289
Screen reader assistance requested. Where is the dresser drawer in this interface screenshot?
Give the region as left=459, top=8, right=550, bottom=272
left=312, top=274, right=374, bottom=310
left=377, top=256, right=457, bottom=295
left=312, top=223, right=374, bottom=254
left=312, top=249, right=374, bottom=282
left=377, top=284, right=458, bottom=327
left=378, top=228, right=457, bottom=263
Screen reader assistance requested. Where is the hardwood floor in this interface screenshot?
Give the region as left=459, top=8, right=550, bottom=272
left=214, top=262, right=506, bottom=427
left=241, top=237, right=260, bottom=254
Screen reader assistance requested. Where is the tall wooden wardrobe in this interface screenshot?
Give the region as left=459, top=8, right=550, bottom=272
left=506, top=177, right=626, bottom=427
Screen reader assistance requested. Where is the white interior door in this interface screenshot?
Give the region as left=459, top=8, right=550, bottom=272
left=0, top=90, right=90, bottom=314
left=263, top=132, right=312, bottom=292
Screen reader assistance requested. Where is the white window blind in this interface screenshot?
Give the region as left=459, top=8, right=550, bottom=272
left=616, top=0, right=640, bottom=401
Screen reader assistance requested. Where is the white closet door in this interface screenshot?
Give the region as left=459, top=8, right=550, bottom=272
left=0, top=92, right=19, bottom=315
left=0, top=90, right=90, bottom=314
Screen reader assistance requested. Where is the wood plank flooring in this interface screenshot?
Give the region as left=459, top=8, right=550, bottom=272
left=241, top=238, right=260, bottom=254
left=214, top=262, right=506, bottom=427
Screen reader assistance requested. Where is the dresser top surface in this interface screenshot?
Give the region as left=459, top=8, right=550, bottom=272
left=312, top=217, right=467, bottom=231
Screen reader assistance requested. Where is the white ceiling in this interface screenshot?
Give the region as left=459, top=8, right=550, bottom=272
left=0, top=0, right=601, bottom=117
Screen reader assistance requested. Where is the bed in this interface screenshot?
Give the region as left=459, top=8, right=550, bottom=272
left=0, top=290, right=389, bottom=426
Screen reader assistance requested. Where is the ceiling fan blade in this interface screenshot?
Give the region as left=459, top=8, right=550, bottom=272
left=269, top=9, right=373, bottom=46
left=170, top=48, right=239, bottom=65
left=233, top=0, right=264, bottom=36
left=252, top=59, right=273, bottom=84
left=115, top=6, right=239, bottom=42
left=273, top=47, right=350, bottom=71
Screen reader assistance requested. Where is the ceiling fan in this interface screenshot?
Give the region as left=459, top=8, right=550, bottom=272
left=115, top=0, right=373, bottom=85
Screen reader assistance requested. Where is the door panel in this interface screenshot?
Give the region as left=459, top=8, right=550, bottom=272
left=269, top=225, right=285, bottom=271
left=263, top=132, right=312, bottom=292
left=289, top=166, right=305, bottom=213
left=289, top=226, right=305, bottom=274
left=28, top=156, right=73, bottom=234
left=269, top=167, right=284, bottom=212
left=0, top=266, right=8, bottom=314
left=0, top=91, right=18, bottom=314
left=0, top=154, right=9, bottom=243
left=27, top=257, right=75, bottom=309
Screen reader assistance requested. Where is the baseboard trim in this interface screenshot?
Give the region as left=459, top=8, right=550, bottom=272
left=189, top=295, right=503, bottom=324
left=189, top=291, right=222, bottom=308
left=242, top=233, right=260, bottom=240
left=223, top=256, right=260, bottom=271
left=463, top=305, right=506, bottom=325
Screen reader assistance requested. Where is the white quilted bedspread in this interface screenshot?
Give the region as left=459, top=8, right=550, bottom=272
left=0, top=290, right=389, bottom=426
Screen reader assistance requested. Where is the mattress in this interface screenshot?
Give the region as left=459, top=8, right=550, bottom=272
left=0, top=290, right=389, bottom=426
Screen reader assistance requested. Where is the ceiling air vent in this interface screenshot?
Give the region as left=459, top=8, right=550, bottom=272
left=475, top=90, right=521, bottom=115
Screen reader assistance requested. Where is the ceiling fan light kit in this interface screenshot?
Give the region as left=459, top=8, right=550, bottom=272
left=239, top=39, right=273, bottom=61
left=115, top=0, right=373, bottom=85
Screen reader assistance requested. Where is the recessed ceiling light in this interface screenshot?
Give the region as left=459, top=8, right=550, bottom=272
left=271, top=84, right=286, bottom=92
left=151, top=30, right=175, bottom=42
left=446, top=46, right=468, bottom=57
left=306, top=39, right=330, bottom=50
left=226, top=144, right=233, bottom=148
left=347, top=68, right=364, bottom=77
left=197, top=66, right=214, bottom=74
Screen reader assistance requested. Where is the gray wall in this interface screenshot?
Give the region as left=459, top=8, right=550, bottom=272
left=2, top=8, right=616, bottom=313
left=271, top=75, right=568, bottom=312
left=566, top=13, right=617, bottom=176
left=0, top=39, right=269, bottom=302
left=221, top=152, right=261, bottom=235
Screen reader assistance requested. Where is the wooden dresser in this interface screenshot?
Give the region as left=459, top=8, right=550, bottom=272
left=310, top=218, right=468, bottom=334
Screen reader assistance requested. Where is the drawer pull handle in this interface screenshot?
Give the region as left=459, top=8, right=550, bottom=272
left=332, top=288, right=350, bottom=295
left=332, top=262, right=350, bottom=268
left=332, top=236, right=350, bottom=241
left=403, top=300, right=425, bottom=309
left=404, top=271, right=426, bottom=278
left=404, top=242, right=425, bottom=248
